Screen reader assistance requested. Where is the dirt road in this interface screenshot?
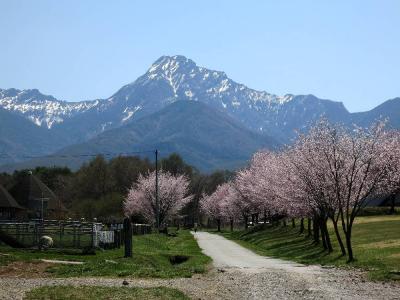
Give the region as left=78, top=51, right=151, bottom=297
left=190, top=231, right=400, bottom=299
left=193, top=231, right=320, bottom=272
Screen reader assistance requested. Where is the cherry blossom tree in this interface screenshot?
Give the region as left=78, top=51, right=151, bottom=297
left=233, top=152, right=285, bottom=227
left=237, top=150, right=311, bottom=227
left=284, top=122, right=345, bottom=253
left=123, top=170, right=192, bottom=226
left=227, top=119, right=399, bottom=261
left=200, top=183, right=231, bottom=231
left=286, top=119, right=396, bottom=260
left=219, top=182, right=241, bottom=231
left=335, top=121, right=395, bottom=261
left=381, top=130, right=400, bottom=213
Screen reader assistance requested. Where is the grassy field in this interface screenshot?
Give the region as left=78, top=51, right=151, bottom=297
left=0, top=230, right=210, bottom=278
left=220, top=215, right=400, bottom=281
left=24, top=286, right=189, bottom=300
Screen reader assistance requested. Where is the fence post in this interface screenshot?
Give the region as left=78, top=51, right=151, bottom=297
left=73, top=226, right=76, bottom=248
left=77, top=225, right=81, bottom=248
left=91, top=223, right=94, bottom=248
left=113, top=230, right=119, bottom=249
left=124, top=218, right=132, bottom=258
left=59, top=223, right=63, bottom=248
left=121, top=229, right=124, bottom=246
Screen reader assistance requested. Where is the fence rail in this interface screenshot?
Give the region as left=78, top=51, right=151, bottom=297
left=0, top=219, right=151, bottom=249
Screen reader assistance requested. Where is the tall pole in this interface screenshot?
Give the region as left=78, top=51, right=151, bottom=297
left=155, top=149, right=159, bottom=231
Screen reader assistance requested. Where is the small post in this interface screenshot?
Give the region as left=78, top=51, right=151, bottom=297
left=124, top=218, right=132, bottom=258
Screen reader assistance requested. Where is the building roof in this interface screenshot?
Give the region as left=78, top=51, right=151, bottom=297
left=367, top=191, right=400, bottom=207
left=28, top=174, right=67, bottom=212
left=0, top=184, right=25, bottom=210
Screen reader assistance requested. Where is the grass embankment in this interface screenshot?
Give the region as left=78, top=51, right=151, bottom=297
left=24, top=286, right=189, bottom=300
left=220, top=215, right=400, bottom=281
left=0, top=230, right=210, bottom=278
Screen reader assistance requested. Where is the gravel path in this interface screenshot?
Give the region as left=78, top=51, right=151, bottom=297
left=1, top=232, right=399, bottom=299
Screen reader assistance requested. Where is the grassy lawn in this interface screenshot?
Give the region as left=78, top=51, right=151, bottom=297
left=24, top=286, right=189, bottom=300
left=220, top=215, right=400, bottom=281
left=0, top=230, right=210, bottom=278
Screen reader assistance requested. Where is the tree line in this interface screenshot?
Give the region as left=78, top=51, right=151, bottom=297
left=0, top=153, right=232, bottom=222
left=199, top=119, right=400, bottom=262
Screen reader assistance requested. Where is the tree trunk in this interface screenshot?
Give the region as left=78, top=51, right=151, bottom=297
left=345, top=229, right=354, bottom=262
left=320, top=219, right=327, bottom=250
left=255, top=213, right=259, bottom=224
left=217, top=219, right=221, bottom=232
left=299, top=218, right=304, bottom=234
left=283, top=219, right=287, bottom=227
left=312, top=218, right=320, bottom=244
left=291, top=218, right=295, bottom=228
left=307, top=218, right=312, bottom=237
left=332, top=219, right=346, bottom=256
left=230, top=219, right=234, bottom=232
left=263, top=209, right=267, bottom=224
left=251, top=214, right=255, bottom=226
left=244, top=215, right=249, bottom=230
left=321, top=219, right=333, bottom=252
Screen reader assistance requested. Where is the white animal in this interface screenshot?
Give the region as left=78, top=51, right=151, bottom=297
left=39, top=235, right=54, bottom=250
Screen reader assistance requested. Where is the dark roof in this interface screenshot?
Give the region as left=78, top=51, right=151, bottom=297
left=28, top=175, right=67, bottom=212
left=0, top=184, right=25, bottom=210
left=366, top=192, right=400, bottom=207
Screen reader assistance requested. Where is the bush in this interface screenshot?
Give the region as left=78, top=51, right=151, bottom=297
left=357, top=207, right=399, bottom=216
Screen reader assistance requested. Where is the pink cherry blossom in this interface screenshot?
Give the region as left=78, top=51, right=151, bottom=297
left=123, top=170, right=192, bottom=226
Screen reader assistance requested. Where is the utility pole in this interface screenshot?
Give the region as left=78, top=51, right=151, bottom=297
left=38, top=192, right=49, bottom=222
left=41, top=191, right=44, bottom=222
left=155, top=149, right=159, bottom=231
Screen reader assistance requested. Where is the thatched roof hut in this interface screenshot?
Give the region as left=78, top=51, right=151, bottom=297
left=28, top=174, right=67, bottom=212
left=9, top=172, right=67, bottom=219
left=0, top=184, right=25, bottom=219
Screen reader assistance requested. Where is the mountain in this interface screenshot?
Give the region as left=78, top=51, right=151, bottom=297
left=0, top=55, right=353, bottom=144
left=0, top=55, right=399, bottom=171
left=3, top=101, right=277, bottom=172
left=0, top=88, right=99, bottom=129
left=351, top=97, right=400, bottom=129
left=0, top=107, right=64, bottom=165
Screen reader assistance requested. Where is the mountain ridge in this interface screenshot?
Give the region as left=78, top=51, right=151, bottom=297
left=2, top=101, right=277, bottom=172
left=0, top=55, right=344, bottom=140
left=1, top=55, right=399, bottom=170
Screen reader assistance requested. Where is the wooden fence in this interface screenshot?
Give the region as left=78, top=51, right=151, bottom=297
left=0, top=220, right=151, bottom=249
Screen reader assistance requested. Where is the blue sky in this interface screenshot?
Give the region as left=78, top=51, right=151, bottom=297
left=0, top=1, right=399, bottom=112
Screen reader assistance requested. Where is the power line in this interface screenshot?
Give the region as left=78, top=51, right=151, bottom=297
left=0, top=150, right=157, bottom=159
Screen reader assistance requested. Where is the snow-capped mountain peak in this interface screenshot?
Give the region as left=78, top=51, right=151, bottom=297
left=1, top=55, right=349, bottom=143
left=0, top=55, right=296, bottom=132
left=132, top=55, right=293, bottom=108
left=2, top=55, right=398, bottom=171
left=0, top=88, right=100, bottom=129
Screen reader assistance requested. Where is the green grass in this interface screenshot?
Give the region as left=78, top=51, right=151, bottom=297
left=0, top=230, right=210, bottom=278
left=24, top=286, right=190, bottom=300
left=220, top=215, right=400, bottom=281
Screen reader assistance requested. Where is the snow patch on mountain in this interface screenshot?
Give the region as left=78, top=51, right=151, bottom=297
left=141, top=55, right=294, bottom=110
left=122, top=106, right=141, bottom=122
left=0, top=89, right=100, bottom=128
